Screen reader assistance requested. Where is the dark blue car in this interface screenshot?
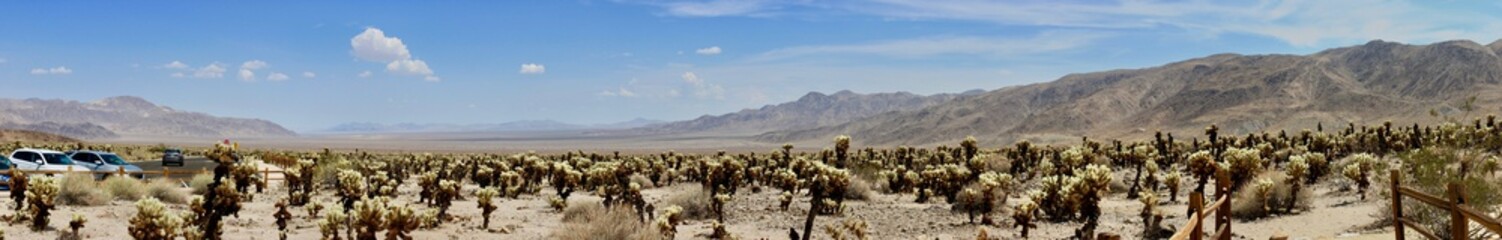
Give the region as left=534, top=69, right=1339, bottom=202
left=0, top=156, right=11, bottom=191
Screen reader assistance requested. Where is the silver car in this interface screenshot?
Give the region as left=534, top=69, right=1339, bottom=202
left=8, top=148, right=92, bottom=174
left=67, top=150, right=145, bottom=179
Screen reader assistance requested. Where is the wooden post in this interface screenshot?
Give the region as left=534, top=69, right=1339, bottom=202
left=262, top=168, right=270, bottom=186
left=1215, top=169, right=1231, bottom=240
left=1391, top=169, right=1404, bottom=240
left=1190, top=190, right=1204, bottom=240
left=116, top=167, right=126, bottom=178
left=1449, top=182, right=1467, bottom=239
left=162, top=168, right=171, bottom=180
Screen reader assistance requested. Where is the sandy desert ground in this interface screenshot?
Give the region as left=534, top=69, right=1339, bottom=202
left=0, top=172, right=1402, bottom=240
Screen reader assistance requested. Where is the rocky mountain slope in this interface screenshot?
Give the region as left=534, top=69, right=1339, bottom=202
left=630, top=90, right=982, bottom=135
left=0, top=96, right=296, bottom=138
left=759, top=39, right=1502, bottom=146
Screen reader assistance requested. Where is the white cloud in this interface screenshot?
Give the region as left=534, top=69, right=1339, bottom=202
left=755, top=31, right=1107, bottom=60
left=519, top=63, right=546, bottom=74
left=358, top=70, right=373, bottom=78
left=30, top=66, right=72, bottom=75
left=170, top=72, right=186, bottom=78
left=267, top=72, right=290, bottom=81
left=302, top=72, right=316, bottom=78
left=598, top=87, right=638, bottom=97
left=193, top=63, right=227, bottom=78
left=163, top=61, right=189, bottom=69
left=352, top=27, right=438, bottom=80
left=696, top=46, right=723, bottom=55
left=681, top=71, right=725, bottom=100
left=386, top=59, right=434, bottom=75
left=238, top=60, right=269, bottom=81
left=351, top=27, right=412, bottom=62
left=655, top=0, right=773, bottom=17
left=1, top=58, right=10, bottom=64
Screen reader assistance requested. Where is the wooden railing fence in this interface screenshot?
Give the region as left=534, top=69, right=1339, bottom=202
left=1390, top=169, right=1502, bottom=240
left=1170, top=168, right=1232, bottom=240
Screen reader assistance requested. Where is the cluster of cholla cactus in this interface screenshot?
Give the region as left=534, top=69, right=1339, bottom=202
left=284, top=159, right=319, bottom=206
left=1011, top=198, right=1039, bottom=238
left=953, top=172, right=1012, bottom=225
left=25, top=176, right=59, bottom=230
left=351, top=197, right=390, bottom=240
left=336, top=170, right=367, bottom=214
left=432, top=180, right=460, bottom=223
left=654, top=205, right=685, bottom=239
left=129, top=198, right=185, bottom=240
left=823, top=218, right=869, bottom=240
left=230, top=158, right=264, bottom=199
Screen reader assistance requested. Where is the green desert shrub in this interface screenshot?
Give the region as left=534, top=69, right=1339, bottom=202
left=102, top=176, right=147, bottom=201
left=58, top=174, right=113, bottom=206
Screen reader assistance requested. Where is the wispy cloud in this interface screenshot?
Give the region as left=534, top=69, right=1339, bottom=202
left=753, top=31, right=1108, bottom=61
left=696, top=46, right=723, bottom=55
left=30, top=66, right=72, bottom=75
left=634, top=0, right=1502, bottom=47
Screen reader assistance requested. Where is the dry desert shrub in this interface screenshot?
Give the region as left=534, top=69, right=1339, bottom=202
left=189, top=173, right=215, bottom=195
left=553, top=201, right=660, bottom=240
left=57, top=174, right=112, bottom=206
left=147, top=179, right=187, bottom=204
left=102, top=176, right=146, bottom=201
left=664, top=186, right=716, bottom=220
left=1230, top=172, right=1309, bottom=219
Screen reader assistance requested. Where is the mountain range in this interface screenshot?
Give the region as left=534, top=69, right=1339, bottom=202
left=757, top=39, right=1502, bottom=146
left=0, top=96, right=296, bottom=139
left=625, top=89, right=983, bottom=135
left=322, top=118, right=665, bottom=133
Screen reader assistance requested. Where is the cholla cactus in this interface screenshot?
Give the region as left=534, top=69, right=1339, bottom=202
left=476, top=187, right=499, bottom=229
left=823, top=219, right=869, bottom=240
left=306, top=201, right=325, bottom=219
left=1012, top=198, right=1039, bottom=238
left=1161, top=170, right=1182, bottom=202
left=1073, top=164, right=1113, bottom=239
left=1299, top=152, right=1329, bottom=183
left=9, top=170, right=26, bottom=211
left=1252, top=178, right=1275, bottom=212
left=69, top=213, right=87, bottom=236
left=655, top=205, right=684, bottom=239
left=319, top=206, right=348, bottom=240
left=274, top=199, right=293, bottom=240
left=834, top=135, right=851, bottom=167
left=336, top=170, right=367, bottom=212
left=230, top=158, right=262, bottom=197
left=1483, top=155, right=1499, bottom=176
left=1342, top=153, right=1377, bottom=200
left=25, top=176, right=59, bottom=230
left=1222, top=148, right=1264, bottom=190
left=433, top=180, right=460, bottom=223
left=1187, top=151, right=1216, bottom=193
left=129, top=198, right=184, bottom=240
left=1138, top=190, right=1162, bottom=239
left=351, top=197, right=389, bottom=240
left=384, top=204, right=421, bottom=240
left=1285, top=156, right=1310, bottom=211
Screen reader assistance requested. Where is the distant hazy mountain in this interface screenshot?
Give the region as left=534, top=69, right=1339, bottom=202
left=0, top=96, right=297, bottom=139
left=323, top=118, right=665, bottom=133
left=629, top=90, right=983, bottom=135
left=759, top=39, right=1502, bottom=146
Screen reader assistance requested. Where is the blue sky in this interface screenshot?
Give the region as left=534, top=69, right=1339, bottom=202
left=2, top=1, right=1500, bottom=132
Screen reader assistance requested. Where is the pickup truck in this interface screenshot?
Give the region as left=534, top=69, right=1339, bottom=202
left=8, top=148, right=93, bottom=174
left=67, top=150, right=146, bottom=179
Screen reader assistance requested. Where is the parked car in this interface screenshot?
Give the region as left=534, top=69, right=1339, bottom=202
left=163, top=148, right=185, bottom=167
left=0, top=156, right=10, bottom=191
left=67, top=150, right=145, bottom=179
left=7, top=148, right=91, bottom=174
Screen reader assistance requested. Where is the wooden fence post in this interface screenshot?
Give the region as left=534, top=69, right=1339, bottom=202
left=1190, top=190, right=1204, bottom=240
left=1215, top=168, right=1231, bottom=240
left=1391, top=169, right=1404, bottom=240
left=1449, top=182, right=1467, bottom=239
left=162, top=168, right=171, bottom=179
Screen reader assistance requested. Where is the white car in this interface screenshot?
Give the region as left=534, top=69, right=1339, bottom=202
left=67, top=150, right=146, bottom=179
left=8, top=148, right=92, bottom=174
